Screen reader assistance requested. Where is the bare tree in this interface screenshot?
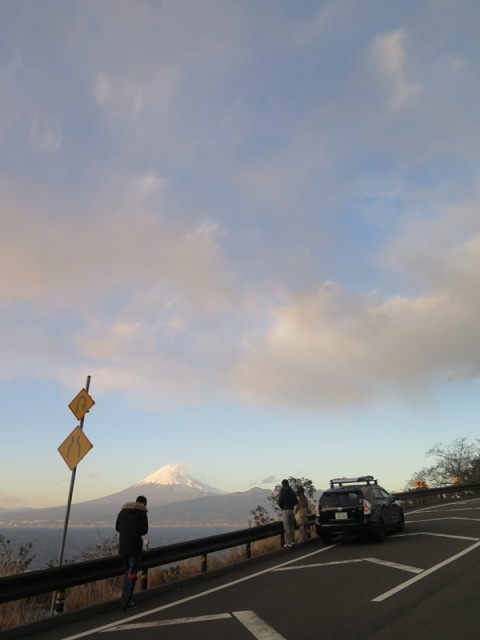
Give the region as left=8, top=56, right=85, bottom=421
left=407, top=437, right=480, bottom=488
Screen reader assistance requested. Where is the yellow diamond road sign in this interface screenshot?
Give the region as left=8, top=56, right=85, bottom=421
left=69, top=388, right=95, bottom=421
left=58, top=426, right=93, bottom=471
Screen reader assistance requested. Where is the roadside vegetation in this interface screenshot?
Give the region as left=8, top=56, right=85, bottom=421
left=0, top=535, right=47, bottom=631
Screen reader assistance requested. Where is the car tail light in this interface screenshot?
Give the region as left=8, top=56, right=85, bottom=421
left=363, top=499, right=372, bottom=515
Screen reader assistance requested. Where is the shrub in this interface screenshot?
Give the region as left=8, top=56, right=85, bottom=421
left=0, top=534, right=44, bottom=631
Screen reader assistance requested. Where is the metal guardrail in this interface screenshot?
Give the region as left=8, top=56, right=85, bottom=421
left=393, top=481, right=480, bottom=501
left=0, top=518, right=304, bottom=605
left=2, top=481, right=480, bottom=607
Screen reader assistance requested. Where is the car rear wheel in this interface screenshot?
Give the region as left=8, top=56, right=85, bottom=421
left=396, top=514, right=405, bottom=532
left=319, top=533, right=333, bottom=545
left=372, top=519, right=386, bottom=542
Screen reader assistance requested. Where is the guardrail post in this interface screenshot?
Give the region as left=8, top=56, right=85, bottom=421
left=53, top=589, right=65, bottom=615
left=201, top=554, right=207, bottom=572
left=246, top=542, right=251, bottom=558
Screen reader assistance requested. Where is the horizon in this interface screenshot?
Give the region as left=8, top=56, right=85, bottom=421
left=0, top=463, right=302, bottom=513
left=2, top=2, right=480, bottom=509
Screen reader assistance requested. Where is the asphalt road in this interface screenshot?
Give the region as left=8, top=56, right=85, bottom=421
left=16, top=497, right=480, bottom=640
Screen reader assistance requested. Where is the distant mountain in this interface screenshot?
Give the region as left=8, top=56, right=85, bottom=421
left=0, top=464, right=274, bottom=527
left=149, top=487, right=273, bottom=526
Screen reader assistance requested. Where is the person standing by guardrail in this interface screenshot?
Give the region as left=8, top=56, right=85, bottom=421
left=115, top=495, right=149, bottom=611
left=278, top=479, right=298, bottom=547
left=294, top=485, right=309, bottom=543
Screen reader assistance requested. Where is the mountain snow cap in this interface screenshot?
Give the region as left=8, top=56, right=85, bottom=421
left=136, top=463, right=225, bottom=494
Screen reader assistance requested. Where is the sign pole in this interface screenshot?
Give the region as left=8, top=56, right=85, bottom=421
left=52, top=375, right=92, bottom=615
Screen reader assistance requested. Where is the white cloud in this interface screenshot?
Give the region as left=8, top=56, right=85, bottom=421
left=373, top=29, right=422, bottom=111
left=134, top=171, right=167, bottom=196
left=234, top=222, right=480, bottom=409
left=0, top=182, right=234, bottom=315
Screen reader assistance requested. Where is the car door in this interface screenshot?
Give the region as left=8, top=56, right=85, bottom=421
left=371, top=487, right=394, bottom=529
left=378, top=487, right=397, bottom=530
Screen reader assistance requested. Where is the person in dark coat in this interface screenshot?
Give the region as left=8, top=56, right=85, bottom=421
left=278, top=479, right=298, bottom=547
left=115, top=495, right=149, bottom=610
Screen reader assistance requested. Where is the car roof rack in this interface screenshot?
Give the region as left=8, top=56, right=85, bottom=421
left=329, top=475, right=377, bottom=488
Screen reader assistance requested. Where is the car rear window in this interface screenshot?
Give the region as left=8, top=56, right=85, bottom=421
left=320, top=491, right=362, bottom=507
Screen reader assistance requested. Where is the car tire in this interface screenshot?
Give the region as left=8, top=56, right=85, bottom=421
left=372, top=519, right=386, bottom=543
left=319, top=533, right=333, bottom=545
left=396, top=514, right=405, bottom=532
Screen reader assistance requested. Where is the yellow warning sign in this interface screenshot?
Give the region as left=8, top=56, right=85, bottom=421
left=68, top=388, right=95, bottom=421
left=58, top=426, right=93, bottom=471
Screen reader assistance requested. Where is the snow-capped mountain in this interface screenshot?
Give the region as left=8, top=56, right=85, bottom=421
left=136, top=463, right=225, bottom=495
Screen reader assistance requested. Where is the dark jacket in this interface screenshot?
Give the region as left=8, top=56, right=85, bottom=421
left=115, top=501, right=149, bottom=556
left=278, top=485, right=298, bottom=510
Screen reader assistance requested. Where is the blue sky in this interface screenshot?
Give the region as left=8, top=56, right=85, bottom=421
left=2, top=1, right=480, bottom=509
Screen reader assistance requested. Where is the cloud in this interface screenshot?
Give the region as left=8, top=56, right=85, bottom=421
left=234, top=220, right=480, bottom=409
left=2, top=171, right=480, bottom=412
left=0, top=182, right=234, bottom=314
left=372, top=29, right=422, bottom=111
left=0, top=179, right=243, bottom=397
left=1, top=1, right=480, bottom=418
left=134, top=172, right=168, bottom=196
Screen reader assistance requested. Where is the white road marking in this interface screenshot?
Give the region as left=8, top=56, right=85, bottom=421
left=408, top=515, right=480, bottom=521
left=363, top=558, right=423, bottom=574
left=103, top=610, right=286, bottom=638
left=406, top=498, right=480, bottom=516
left=275, top=559, right=363, bottom=571
left=103, top=613, right=232, bottom=631
left=396, top=531, right=479, bottom=541
left=418, top=531, right=479, bottom=541
left=372, top=540, right=480, bottom=602
left=66, top=543, right=337, bottom=639
left=274, top=557, right=422, bottom=574
left=410, top=508, right=480, bottom=513
left=406, top=517, right=469, bottom=523
left=233, top=610, right=287, bottom=640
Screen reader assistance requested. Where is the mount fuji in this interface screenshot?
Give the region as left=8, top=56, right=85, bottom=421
left=135, top=463, right=226, bottom=497
left=0, top=464, right=272, bottom=527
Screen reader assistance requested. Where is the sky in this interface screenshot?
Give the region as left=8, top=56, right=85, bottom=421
left=1, top=1, right=480, bottom=510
